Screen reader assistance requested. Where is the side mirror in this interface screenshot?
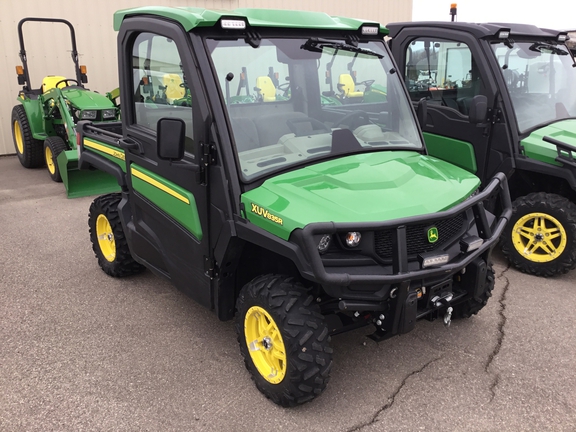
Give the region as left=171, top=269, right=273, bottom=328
left=417, top=97, right=428, bottom=128
left=157, top=118, right=185, bottom=160
left=468, top=95, right=488, bottom=124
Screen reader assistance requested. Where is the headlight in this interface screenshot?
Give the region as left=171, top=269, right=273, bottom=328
left=102, top=109, right=116, bottom=119
left=345, top=232, right=362, bottom=248
left=318, top=234, right=331, bottom=254
left=81, top=110, right=97, bottom=119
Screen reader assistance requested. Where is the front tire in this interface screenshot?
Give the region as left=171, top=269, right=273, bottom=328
left=235, top=274, right=333, bottom=407
left=453, top=263, right=495, bottom=318
left=88, top=193, right=145, bottom=277
left=44, top=136, right=68, bottom=182
left=11, top=105, right=44, bottom=168
left=500, top=193, right=576, bottom=277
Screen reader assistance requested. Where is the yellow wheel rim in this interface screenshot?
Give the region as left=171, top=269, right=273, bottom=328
left=14, top=120, right=24, bottom=154
left=511, top=212, right=567, bottom=263
left=96, top=214, right=116, bottom=262
left=45, top=145, right=56, bottom=175
left=244, top=306, right=287, bottom=384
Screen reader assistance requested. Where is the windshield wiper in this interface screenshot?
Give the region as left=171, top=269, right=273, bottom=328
left=529, top=42, right=568, bottom=55
left=301, top=38, right=383, bottom=58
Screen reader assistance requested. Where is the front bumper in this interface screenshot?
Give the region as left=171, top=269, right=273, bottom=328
left=296, top=172, right=511, bottom=295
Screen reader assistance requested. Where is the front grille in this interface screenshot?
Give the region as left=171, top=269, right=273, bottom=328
left=374, top=213, right=466, bottom=261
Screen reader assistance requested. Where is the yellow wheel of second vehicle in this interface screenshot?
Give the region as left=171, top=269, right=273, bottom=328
left=96, top=214, right=116, bottom=263
left=511, top=212, right=567, bottom=263
left=244, top=306, right=287, bottom=384
left=45, top=145, right=56, bottom=175
left=13, top=120, right=24, bottom=155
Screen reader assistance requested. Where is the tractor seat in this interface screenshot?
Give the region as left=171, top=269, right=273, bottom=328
left=255, top=76, right=277, bottom=102
left=162, top=73, right=186, bottom=102
left=337, top=74, right=364, bottom=99
left=42, top=75, right=68, bottom=93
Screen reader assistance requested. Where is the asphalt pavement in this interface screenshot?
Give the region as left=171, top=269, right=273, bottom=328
left=1, top=154, right=575, bottom=431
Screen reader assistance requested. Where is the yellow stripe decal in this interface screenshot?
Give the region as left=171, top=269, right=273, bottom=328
left=84, top=139, right=125, bottom=161
left=131, top=168, right=190, bottom=204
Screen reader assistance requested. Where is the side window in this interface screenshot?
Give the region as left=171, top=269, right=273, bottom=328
left=405, top=38, right=483, bottom=115
left=131, top=32, right=194, bottom=152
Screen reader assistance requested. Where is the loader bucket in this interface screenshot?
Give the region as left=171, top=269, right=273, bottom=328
left=57, top=150, right=120, bottom=199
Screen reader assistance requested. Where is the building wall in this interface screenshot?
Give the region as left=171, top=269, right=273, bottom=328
left=0, top=0, right=412, bottom=156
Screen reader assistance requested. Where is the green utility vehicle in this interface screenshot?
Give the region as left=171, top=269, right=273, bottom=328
left=11, top=17, right=120, bottom=198
left=388, top=22, right=576, bottom=277
left=78, top=7, right=511, bottom=406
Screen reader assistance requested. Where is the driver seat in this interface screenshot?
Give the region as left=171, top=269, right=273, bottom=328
left=255, top=76, right=277, bottom=102
left=337, top=74, right=364, bottom=99
left=162, top=73, right=186, bottom=103
left=42, top=75, right=68, bottom=93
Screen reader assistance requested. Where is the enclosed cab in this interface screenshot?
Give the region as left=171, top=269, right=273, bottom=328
left=78, top=7, right=511, bottom=406
left=388, top=21, right=576, bottom=277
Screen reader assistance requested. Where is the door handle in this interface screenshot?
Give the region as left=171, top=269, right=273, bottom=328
left=118, top=137, right=144, bottom=154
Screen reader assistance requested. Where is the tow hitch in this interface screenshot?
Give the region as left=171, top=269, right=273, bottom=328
left=443, top=306, right=453, bottom=327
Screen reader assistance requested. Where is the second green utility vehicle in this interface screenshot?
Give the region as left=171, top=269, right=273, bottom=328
left=78, top=6, right=511, bottom=406
left=388, top=21, right=576, bottom=277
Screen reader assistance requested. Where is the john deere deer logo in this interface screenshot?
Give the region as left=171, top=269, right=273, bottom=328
left=427, top=227, right=439, bottom=243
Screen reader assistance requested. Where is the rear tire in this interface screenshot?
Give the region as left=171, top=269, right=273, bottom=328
left=88, top=193, right=145, bottom=277
left=500, top=193, right=576, bottom=277
left=44, top=136, right=68, bottom=182
left=235, top=274, right=333, bottom=407
left=11, top=105, right=44, bottom=168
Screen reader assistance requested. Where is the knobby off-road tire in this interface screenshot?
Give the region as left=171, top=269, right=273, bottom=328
left=11, top=105, right=44, bottom=168
left=88, top=193, right=145, bottom=277
left=453, top=264, right=495, bottom=319
left=43, top=136, right=68, bottom=182
left=235, top=274, right=333, bottom=407
left=500, top=193, right=576, bottom=277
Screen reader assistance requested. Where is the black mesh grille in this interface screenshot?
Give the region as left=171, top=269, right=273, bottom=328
left=374, top=213, right=466, bottom=260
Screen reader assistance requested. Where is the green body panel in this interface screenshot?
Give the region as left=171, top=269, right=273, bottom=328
left=82, top=138, right=127, bottom=171
left=57, top=150, right=120, bottom=199
left=521, top=120, right=576, bottom=166
left=18, top=97, right=46, bottom=140
left=58, top=88, right=116, bottom=110
left=130, top=164, right=203, bottom=240
left=424, top=132, right=477, bottom=174
left=114, top=7, right=387, bottom=34
left=363, top=84, right=387, bottom=103
left=242, top=151, right=480, bottom=240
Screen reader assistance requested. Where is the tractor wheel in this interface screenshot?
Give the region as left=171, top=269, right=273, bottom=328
left=43, top=136, right=68, bottom=182
left=500, top=193, right=576, bottom=277
left=235, top=274, right=333, bottom=407
left=453, top=263, right=495, bottom=319
left=88, top=193, right=145, bottom=277
left=11, top=105, right=44, bottom=168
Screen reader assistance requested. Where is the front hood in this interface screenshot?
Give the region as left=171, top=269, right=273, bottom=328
left=242, top=151, right=480, bottom=240
left=522, top=119, right=576, bottom=166
left=63, top=88, right=115, bottom=109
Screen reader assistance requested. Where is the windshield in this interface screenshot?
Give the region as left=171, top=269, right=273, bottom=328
left=206, top=37, right=422, bottom=182
left=491, top=40, right=576, bottom=132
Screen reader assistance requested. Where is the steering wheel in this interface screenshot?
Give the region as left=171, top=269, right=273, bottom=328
left=333, top=111, right=371, bottom=130
left=358, top=79, right=375, bottom=89
left=277, top=82, right=291, bottom=97
left=286, top=117, right=331, bottom=137
left=54, top=78, right=81, bottom=89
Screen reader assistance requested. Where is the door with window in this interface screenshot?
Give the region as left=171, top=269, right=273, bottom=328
left=390, top=30, right=498, bottom=181
left=118, top=18, right=211, bottom=306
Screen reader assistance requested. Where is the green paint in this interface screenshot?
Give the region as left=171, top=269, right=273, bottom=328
left=114, top=7, right=387, bottom=34
left=424, top=132, right=477, bottom=174
left=130, top=164, right=203, bottom=240
left=242, top=151, right=480, bottom=240
left=521, top=120, right=576, bottom=166
left=82, top=139, right=127, bottom=172
left=18, top=98, right=44, bottom=140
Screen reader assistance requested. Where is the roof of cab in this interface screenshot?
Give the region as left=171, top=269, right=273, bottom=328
left=113, top=6, right=388, bottom=35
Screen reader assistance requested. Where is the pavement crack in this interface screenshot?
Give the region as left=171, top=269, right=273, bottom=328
left=346, top=356, right=443, bottom=431
left=485, top=263, right=511, bottom=403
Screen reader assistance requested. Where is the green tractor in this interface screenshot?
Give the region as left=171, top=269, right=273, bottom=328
left=11, top=17, right=121, bottom=198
